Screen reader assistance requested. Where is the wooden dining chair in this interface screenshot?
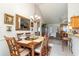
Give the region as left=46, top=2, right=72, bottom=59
left=44, top=35, right=53, bottom=55
left=35, top=38, right=48, bottom=56
left=46, top=36, right=52, bottom=48
left=5, top=36, right=30, bottom=56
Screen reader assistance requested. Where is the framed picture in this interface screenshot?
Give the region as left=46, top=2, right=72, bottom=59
left=6, top=26, right=12, bottom=31
left=16, top=14, right=30, bottom=30
left=4, top=13, right=14, bottom=25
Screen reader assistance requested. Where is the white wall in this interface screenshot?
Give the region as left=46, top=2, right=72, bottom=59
left=68, top=3, right=79, bottom=55
left=47, top=24, right=59, bottom=37
left=68, top=3, right=79, bottom=22
left=0, top=3, right=35, bottom=56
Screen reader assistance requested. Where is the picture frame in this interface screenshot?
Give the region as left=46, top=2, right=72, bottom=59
left=4, top=13, right=14, bottom=25
left=16, top=14, right=30, bottom=30
left=6, top=26, right=12, bottom=31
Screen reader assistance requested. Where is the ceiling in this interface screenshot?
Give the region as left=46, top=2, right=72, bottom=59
left=35, top=3, right=68, bottom=24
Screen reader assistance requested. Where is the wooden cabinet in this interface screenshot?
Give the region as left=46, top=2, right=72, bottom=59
left=71, top=16, right=79, bottom=29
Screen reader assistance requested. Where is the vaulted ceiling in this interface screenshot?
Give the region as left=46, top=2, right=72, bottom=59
left=35, top=3, right=68, bottom=24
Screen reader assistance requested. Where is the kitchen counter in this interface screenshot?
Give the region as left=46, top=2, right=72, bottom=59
left=74, top=34, right=79, bottom=37
left=68, top=32, right=79, bottom=38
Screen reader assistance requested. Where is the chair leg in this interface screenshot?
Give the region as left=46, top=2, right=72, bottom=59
left=26, top=53, right=30, bottom=56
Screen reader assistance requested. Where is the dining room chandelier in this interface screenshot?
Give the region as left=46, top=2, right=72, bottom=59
left=30, top=15, right=41, bottom=23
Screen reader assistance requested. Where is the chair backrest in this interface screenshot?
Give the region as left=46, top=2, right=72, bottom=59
left=39, top=36, right=48, bottom=55
left=41, top=39, right=46, bottom=48
left=44, top=35, right=49, bottom=45
left=41, top=35, right=48, bottom=48
left=42, top=35, right=49, bottom=55
left=5, top=36, right=20, bottom=56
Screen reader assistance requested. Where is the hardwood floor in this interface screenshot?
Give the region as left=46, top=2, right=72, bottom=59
left=48, top=39, right=73, bottom=56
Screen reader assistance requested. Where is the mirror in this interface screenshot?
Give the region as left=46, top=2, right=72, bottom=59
left=16, top=14, right=30, bottom=30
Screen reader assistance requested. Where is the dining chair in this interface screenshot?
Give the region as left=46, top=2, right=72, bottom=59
left=35, top=37, right=48, bottom=56
left=44, top=35, right=52, bottom=48
left=44, top=35, right=53, bottom=55
left=5, top=36, right=30, bottom=56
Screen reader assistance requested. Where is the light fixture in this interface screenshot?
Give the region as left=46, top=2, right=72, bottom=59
left=30, top=16, right=34, bottom=21
left=30, top=15, right=41, bottom=23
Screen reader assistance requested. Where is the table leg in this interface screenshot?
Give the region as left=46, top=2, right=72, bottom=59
left=32, top=45, right=34, bottom=56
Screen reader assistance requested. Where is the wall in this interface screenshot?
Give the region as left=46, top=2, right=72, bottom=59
left=68, top=3, right=79, bottom=22
left=0, top=3, right=35, bottom=56
left=68, top=3, right=79, bottom=55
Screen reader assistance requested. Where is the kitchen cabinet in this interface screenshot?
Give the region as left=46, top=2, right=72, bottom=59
left=71, top=16, right=79, bottom=29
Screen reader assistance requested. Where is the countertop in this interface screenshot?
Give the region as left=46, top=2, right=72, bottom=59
left=68, top=32, right=79, bottom=37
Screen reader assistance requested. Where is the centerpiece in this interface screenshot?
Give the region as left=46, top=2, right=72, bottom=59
left=30, top=33, right=36, bottom=40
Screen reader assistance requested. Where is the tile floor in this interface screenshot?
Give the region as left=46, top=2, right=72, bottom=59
left=49, top=39, right=73, bottom=56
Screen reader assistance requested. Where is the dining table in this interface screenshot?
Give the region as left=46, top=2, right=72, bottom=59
left=16, top=36, right=44, bottom=56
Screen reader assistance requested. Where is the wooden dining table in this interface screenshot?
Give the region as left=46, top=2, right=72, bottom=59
left=16, top=36, right=44, bottom=56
